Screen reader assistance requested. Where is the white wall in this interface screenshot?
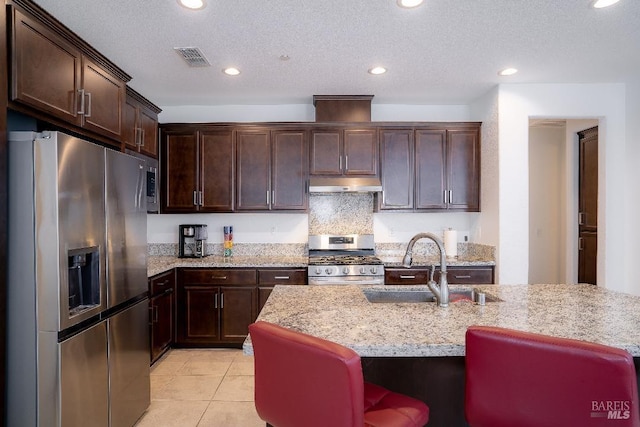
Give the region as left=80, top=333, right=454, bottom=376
left=528, top=125, right=565, bottom=284
left=469, top=87, right=500, bottom=276
left=497, top=84, right=628, bottom=293
left=625, top=81, right=640, bottom=293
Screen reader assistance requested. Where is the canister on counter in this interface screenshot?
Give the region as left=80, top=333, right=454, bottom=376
left=223, top=226, right=233, bottom=257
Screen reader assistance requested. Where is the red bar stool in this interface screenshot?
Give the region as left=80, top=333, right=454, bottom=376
left=249, top=321, right=429, bottom=427
left=465, top=325, right=640, bottom=427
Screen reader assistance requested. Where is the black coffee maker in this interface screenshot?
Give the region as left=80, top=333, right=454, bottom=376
left=178, top=224, right=208, bottom=258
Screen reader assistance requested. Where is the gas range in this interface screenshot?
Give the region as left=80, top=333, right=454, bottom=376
left=307, top=235, right=384, bottom=285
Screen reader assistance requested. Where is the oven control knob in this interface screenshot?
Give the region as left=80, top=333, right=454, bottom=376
left=325, top=268, right=333, bottom=275
left=370, top=267, right=378, bottom=274
left=315, top=268, right=322, bottom=275
left=343, top=267, right=350, bottom=274
left=359, top=267, right=366, bottom=274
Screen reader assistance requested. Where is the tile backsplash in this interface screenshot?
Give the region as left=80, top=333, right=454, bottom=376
left=308, top=193, right=374, bottom=235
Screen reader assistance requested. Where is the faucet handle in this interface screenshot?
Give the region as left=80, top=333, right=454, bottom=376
left=429, top=265, right=436, bottom=282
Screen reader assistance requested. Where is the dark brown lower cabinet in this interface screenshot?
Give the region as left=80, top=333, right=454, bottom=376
left=385, top=266, right=494, bottom=285
left=257, top=268, right=307, bottom=313
left=176, top=268, right=257, bottom=346
left=149, top=269, right=176, bottom=364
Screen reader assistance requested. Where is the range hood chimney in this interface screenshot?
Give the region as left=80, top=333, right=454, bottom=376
left=309, top=177, right=382, bottom=193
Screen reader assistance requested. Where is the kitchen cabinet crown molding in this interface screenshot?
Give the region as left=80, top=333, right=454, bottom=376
left=8, top=0, right=131, bottom=83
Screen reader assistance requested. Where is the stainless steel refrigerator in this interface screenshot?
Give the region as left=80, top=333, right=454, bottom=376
left=7, top=131, right=150, bottom=426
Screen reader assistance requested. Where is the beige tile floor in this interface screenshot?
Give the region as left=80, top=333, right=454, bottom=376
left=135, top=348, right=265, bottom=427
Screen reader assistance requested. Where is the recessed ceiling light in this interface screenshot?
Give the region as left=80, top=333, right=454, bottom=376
left=178, top=0, right=206, bottom=10
left=592, top=0, right=620, bottom=8
left=279, top=55, right=290, bottom=61
left=368, top=66, right=387, bottom=75
left=223, top=67, right=241, bottom=76
left=397, top=0, right=424, bottom=8
left=498, top=68, right=518, bottom=76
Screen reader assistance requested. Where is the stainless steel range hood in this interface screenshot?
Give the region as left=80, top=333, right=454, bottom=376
left=308, top=177, right=383, bottom=193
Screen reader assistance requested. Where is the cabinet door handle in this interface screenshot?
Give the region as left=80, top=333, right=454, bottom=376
left=399, top=275, right=416, bottom=279
left=578, top=212, right=586, bottom=225
left=449, top=190, right=453, bottom=204
left=77, top=89, right=86, bottom=115
left=163, top=288, right=174, bottom=295
left=454, top=275, right=472, bottom=279
left=85, top=92, right=92, bottom=117
left=271, top=190, right=275, bottom=206
left=211, top=276, right=227, bottom=280
left=344, top=155, right=348, bottom=171
left=339, top=156, right=342, bottom=171
left=274, top=276, right=290, bottom=280
left=443, top=190, right=448, bottom=204
left=220, top=293, right=224, bottom=309
left=214, top=293, right=218, bottom=309
left=199, top=191, right=204, bottom=206
left=140, top=129, right=145, bottom=147
left=266, top=191, right=270, bottom=205
left=193, top=190, right=198, bottom=206
left=579, top=237, right=584, bottom=251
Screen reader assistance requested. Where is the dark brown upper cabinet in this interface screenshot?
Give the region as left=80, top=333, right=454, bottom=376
left=123, top=87, right=161, bottom=159
left=310, top=128, right=378, bottom=176
left=236, top=129, right=308, bottom=211
left=9, top=5, right=128, bottom=143
left=160, top=127, right=235, bottom=213
left=377, top=124, right=480, bottom=212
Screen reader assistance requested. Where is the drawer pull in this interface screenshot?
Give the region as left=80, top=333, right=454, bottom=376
left=274, top=276, right=290, bottom=280
left=211, top=276, right=228, bottom=280
left=400, top=275, right=416, bottom=279
left=454, top=275, right=472, bottom=279
left=157, top=280, right=170, bottom=287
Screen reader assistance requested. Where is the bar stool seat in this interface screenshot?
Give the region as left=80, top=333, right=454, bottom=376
left=249, top=321, right=429, bottom=427
left=465, top=325, right=640, bottom=427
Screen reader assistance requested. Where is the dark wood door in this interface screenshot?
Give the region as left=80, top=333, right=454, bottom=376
left=138, top=106, right=158, bottom=158
left=447, top=129, right=480, bottom=210
left=150, top=290, right=173, bottom=363
left=257, top=287, right=273, bottom=314
left=415, top=130, right=447, bottom=209
left=236, top=130, right=271, bottom=210
left=122, top=97, right=138, bottom=151
left=578, top=126, right=598, bottom=284
left=271, top=130, right=308, bottom=210
left=80, top=56, right=125, bottom=139
left=378, top=129, right=414, bottom=210
left=10, top=8, right=81, bottom=126
left=219, top=287, right=256, bottom=342
left=344, top=129, right=378, bottom=175
left=200, top=130, right=234, bottom=211
left=310, top=130, right=342, bottom=175
left=177, top=285, right=219, bottom=344
left=161, top=130, right=199, bottom=212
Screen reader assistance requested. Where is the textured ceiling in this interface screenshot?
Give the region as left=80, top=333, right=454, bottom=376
left=32, top=0, right=640, bottom=107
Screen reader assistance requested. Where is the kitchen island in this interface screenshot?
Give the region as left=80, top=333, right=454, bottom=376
left=243, top=284, right=640, bottom=426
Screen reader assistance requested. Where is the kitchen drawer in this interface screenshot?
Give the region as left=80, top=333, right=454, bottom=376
left=439, top=267, right=494, bottom=284
left=180, top=268, right=257, bottom=285
left=384, top=268, right=432, bottom=285
left=258, top=269, right=307, bottom=285
left=149, top=269, right=176, bottom=296
left=385, top=266, right=494, bottom=285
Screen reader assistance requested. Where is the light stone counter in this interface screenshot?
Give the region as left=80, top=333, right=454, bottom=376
left=148, top=255, right=309, bottom=277
left=243, top=284, right=640, bottom=357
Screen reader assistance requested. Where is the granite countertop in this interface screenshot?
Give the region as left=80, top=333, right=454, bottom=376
left=148, top=255, right=495, bottom=277
left=380, top=255, right=495, bottom=267
left=243, top=284, right=640, bottom=357
left=148, top=255, right=309, bottom=277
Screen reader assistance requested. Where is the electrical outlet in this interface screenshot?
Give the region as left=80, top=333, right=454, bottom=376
left=459, top=231, right=470, bottom=242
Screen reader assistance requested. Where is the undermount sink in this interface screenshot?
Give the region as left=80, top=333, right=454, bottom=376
left=362, top=288, right=501, bottom=304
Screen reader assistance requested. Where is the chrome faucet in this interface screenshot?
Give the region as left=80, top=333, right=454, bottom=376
left=402, top=232, right=449, bottom=307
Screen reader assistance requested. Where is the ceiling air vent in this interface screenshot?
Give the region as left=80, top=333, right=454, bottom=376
left=174, top=47, right=211, bottom=67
